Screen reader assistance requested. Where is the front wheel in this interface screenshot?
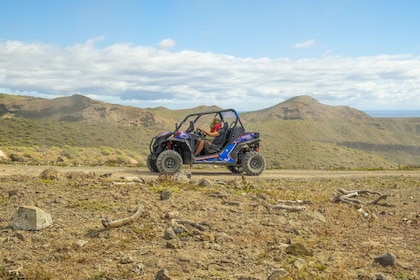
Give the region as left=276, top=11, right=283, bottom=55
left=156, top=150, right=183, bottom=174
left=242, top=152, right=265, bottom=176
left=147, top=153, right=159, bottom=172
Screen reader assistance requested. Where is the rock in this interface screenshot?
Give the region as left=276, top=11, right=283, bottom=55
left=39, top=168, right=61, bottom=180
left=285, top=243, right=313, bottom=257
left=127, top=157, right=139, bottom=165
left=164, top=211, right=180, bottom=220
left=65, top=171, right=95, bottom=180
left=119, top=255, right=133, bottom=264
left=0, top=150, right=9, bottom=160
left=133, top=263, right=145, bottom=275
left=304, top=210, right=327, bottom=223
left=155, top=268, right=171, bottom=280
left=74, top=239, right=88, bottom=247
left=8, top=189, right=22, bottom=198
left=374, top=252, right=397, bottom=266
left=9, top=154, right=25, bottom=162
left=11, top=206, right=53, bottom=230
left=164, top=227, right=177, bottom=240
left=166, top=239, right=182, bottom=249
left=160, top=190, right=171, bottom=200
left=198, top=178, right=212, bottom=187
left=268, top=269, right=288, bottom=280
left=375, top=273, right=387, bottom=280
left=173, top=171, right=191, bottom=183
left=293, top=258, right=306, bottom=270
left=15, top=232, right=25, bottom=241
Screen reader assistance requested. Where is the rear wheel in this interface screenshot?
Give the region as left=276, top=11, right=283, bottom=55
left=227, top=166, right=243, bottom=174
left=242, top=152, right=265, bottom=176
left=156, top=150, right=183, bottom=174
left=147, top=153, right=159, bottom=172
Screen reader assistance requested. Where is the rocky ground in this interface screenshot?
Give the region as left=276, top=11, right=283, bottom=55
left=0, top=165, right=419, bottom=280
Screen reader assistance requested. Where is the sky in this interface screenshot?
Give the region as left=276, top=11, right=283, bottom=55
left=1, top=0, right=419, bottom=112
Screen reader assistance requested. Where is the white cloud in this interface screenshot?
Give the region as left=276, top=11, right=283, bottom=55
left=158, top=38, right=176, bottom=50
left=0, top=39, right=419, bottom=111
left=294, top=39, right=315, bottom=49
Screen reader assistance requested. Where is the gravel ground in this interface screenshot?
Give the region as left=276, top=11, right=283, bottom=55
left=0, top=165, right=419, bottom=279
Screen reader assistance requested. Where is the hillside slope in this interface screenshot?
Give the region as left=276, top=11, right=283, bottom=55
left=0, top=93, right=418, bottom=169
left=0, top=94, right=160, bottom=126
left=241, top=95, right=372, bottom=122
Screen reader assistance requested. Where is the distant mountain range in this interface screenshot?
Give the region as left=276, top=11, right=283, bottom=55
left=0, top=93, right=419, bottom=169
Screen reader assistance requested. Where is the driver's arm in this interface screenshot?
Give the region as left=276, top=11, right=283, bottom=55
left=197, top=128, right=219, bottom=137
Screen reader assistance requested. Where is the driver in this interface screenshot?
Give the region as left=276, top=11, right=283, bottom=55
left=194, top=118, right=225, bottom=157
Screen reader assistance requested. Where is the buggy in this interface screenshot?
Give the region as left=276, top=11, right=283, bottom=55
left=147, top=108, right=265, bottom=176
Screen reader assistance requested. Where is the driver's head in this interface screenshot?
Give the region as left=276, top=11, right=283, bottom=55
left=210, top=118, right=222, bottom=132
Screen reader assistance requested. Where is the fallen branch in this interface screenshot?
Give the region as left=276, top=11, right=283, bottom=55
left=368, top=194, right=389, bottom=205
left=337, top=188, right=382, bottom=196
left=102, top=205, right=143, bottom=229
left=332, top=188, right=393, bottom=207
left=222, top=199, right=241, bottom=206
left=269, top=204, right=307, bottom=212
left=2, top=262, right=23, bottom=277
left=277, top=199, right=312, bottom=205
left=332, top=191, right=362, bottom=204
left=171, top=219, right=207, bottom=231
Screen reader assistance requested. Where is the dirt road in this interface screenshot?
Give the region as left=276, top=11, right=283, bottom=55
left=2, top=164, right=419, bottom=180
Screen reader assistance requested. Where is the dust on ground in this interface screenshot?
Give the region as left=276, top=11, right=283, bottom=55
left=1, top=164, right=419, bottom=279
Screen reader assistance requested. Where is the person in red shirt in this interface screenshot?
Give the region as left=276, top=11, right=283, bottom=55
left=194, top=118, right=225, bottom=157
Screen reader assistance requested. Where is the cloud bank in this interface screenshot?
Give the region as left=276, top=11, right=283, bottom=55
left=1, top=39, right=419, bottom=111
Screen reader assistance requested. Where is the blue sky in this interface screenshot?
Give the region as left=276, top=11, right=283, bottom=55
left=1, top=0, right=419, bottom=111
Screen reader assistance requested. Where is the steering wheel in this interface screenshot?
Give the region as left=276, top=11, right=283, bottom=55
left=194, top=128, right=206, bottom=138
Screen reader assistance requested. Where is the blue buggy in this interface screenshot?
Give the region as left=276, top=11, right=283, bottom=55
left=147, top=109, right=265, bottom=176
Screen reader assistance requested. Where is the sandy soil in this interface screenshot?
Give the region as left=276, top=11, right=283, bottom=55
left=0, top=165, right=419, bottom=279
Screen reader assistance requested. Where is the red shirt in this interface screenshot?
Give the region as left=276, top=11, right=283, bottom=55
left=210, top=123, right=222, bottom=133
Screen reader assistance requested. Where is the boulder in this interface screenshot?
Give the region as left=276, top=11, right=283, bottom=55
left=0, top=150, right=9, bottom=160
left=11, top=206, right=53, bottom=230
left=374, top=252, right=397, bottom=266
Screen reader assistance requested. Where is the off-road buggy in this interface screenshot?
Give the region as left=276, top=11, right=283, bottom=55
left=147, top=109, right=265, bottom=176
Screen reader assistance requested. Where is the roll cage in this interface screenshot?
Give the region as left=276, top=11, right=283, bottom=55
left=174, top=108, right=245, bottom=135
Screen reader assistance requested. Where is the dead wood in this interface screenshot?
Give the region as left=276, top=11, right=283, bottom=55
left=333, top=188, right=393, bottom=207
left=277, top=199, right=312, bottom=205
left=222, top=199, right=241, bottom=206
left=337, top=188, right=382, bottom=196
left=368, top=194, right=388, bottom=204
left=171, top=219, right=207, bottom=231
left=269, top=204, right=307, bottom=212
left=102, top=205, right=143, bottom=229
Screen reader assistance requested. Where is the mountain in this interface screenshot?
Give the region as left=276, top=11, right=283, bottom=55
left=0, top=93, right=418, bottom=169
left=0, top=94, right=160, bottom=126
left=242, top=95, right=372, bottom=122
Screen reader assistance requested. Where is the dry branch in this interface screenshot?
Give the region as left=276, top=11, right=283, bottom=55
left=102, top=205, right=143, bottom=229
left=277, top=199, right=312, bottom=205
left=269, top=204, right=307, bottom=212
left=368, top=194, right=389, bottom=205
left=171, top=219, right=207, bottom=231
left=333, top=188, right=393, bottom=207
left=222, top=199, right=241, bottom=206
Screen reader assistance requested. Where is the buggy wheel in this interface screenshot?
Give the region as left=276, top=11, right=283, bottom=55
left=156, top=150, right=183, bottom=174
left=242, top=152, right=265, bottom=176
left=147, top=153, right=159, bottom=172
left=227, top=165, right=243, bottom=174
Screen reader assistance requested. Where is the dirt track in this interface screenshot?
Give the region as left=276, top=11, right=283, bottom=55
left=1, top=164, right=419, bottom=180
